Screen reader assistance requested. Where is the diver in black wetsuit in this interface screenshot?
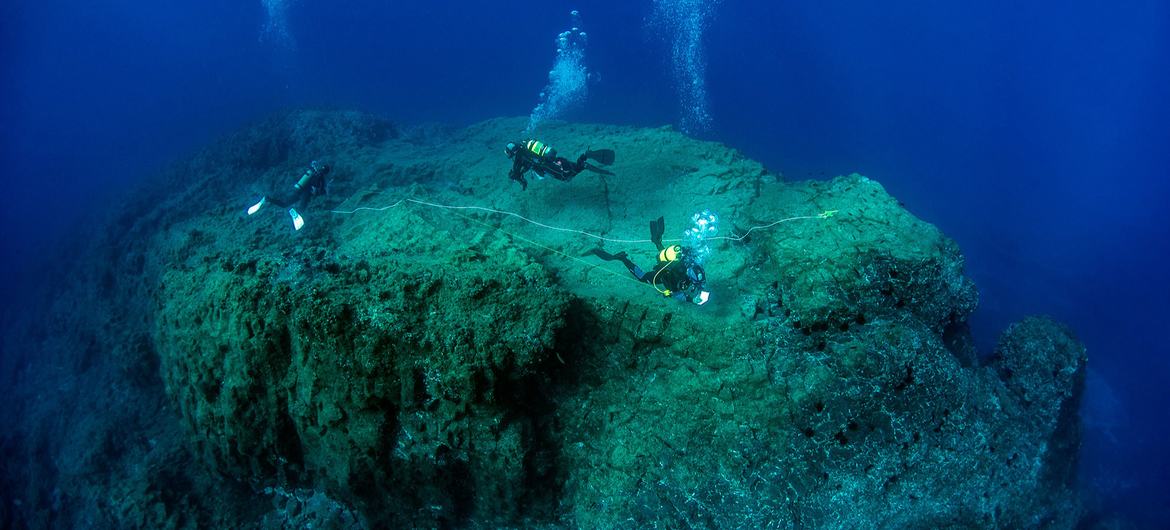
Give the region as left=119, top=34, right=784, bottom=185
left=504, top=139, right=615, bottom=190
left=246, top=160, right=331, bottom=231
left=587, top=217, right=711, bottom=305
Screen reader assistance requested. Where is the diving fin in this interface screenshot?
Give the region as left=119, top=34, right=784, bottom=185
left=583, top=162, right=615, bottom=176
left=586, top=248, right=627, bottom=261
left=247, top=197, right=266, bottom=215
left=289, top=208, right=305, bottom=231
left=585, top=148, right=615, bottom=165
left=586, top=248, right=639, bottom=274
left=650, top=217, right=665, bottom=250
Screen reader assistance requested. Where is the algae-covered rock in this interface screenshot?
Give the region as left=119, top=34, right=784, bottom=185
left=155, top=204, right=570, bottom=525
left=992, top=316, right=1087, bottom=427
left=990, top=316, right=1088, bottom=511
left=1, top=110, right=1090, bottom=528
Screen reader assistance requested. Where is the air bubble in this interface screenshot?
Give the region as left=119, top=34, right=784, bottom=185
left=527, top=11, right=590, bottom=133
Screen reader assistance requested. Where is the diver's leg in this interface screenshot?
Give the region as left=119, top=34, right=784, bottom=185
left=266, top=190, right=294, bottom=208
left=586, top=249, right=647, bottom=281
left=630, top=263, right=647, bottom=281
left=569, top=155, right=615, bottom=177
left=551, top=158, right=578, bottom=181
left=580, top=162, right=614, bottom=176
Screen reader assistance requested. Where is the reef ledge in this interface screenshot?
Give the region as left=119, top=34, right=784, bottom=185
left=0, top=110, right=1086, bottom=529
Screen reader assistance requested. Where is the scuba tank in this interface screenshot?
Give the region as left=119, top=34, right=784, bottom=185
left=658, top=244, right=682, bottom=263
left=525, top=140, right=556, bottom=158
left=294, top=161, right=325, bottom=190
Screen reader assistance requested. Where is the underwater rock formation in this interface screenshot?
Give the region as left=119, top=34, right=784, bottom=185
left=0, top=110, right=1087, bottom=528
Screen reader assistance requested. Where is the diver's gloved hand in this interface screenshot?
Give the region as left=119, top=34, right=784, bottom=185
left=693, top=291, right=710, bottom=305
left=509, top=171, right=528, bottom=190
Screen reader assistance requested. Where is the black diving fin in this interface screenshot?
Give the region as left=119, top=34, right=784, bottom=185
left=650, top=216, right=665, bottom=250
left=586, top=248, right=639, bottom=272
left=586, top=248, right=625, bottom=261
left=585, top=148, right=616, bottom=165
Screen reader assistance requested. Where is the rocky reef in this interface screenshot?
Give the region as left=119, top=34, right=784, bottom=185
left=1, top=110, right=1087, bottom=528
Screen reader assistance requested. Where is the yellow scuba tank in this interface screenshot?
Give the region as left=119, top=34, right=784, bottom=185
left=650, top=245, right=684, bottom=297
left=658, top=245, right=682, bottom=263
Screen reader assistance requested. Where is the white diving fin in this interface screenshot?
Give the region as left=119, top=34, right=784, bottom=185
left=247, top=197, right=266, bottom=215
left=289, top=208, right=305, bottom=231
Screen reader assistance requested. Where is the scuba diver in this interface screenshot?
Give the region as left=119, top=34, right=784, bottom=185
left=504, top=139, right=615, bottom=190
left=246, top=160, right=331, bottom=231
left=587, top=217, right=711, bottom=305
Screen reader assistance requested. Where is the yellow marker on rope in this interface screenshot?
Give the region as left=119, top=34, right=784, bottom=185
left=819, top=209, right=839, bottom=219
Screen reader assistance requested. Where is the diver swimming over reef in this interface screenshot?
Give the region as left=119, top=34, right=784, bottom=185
left=588, top=216, right=710, bottom=305
left=504, top=139, right=615, bottom=190
left=246, top=160, right=331, bottom=230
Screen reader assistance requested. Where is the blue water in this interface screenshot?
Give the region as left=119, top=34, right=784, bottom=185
left=3, top=0, right=1168, bottom=525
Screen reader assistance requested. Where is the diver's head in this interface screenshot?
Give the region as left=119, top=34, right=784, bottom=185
left=685, top=265, right=709, bottom=305
left=681, top=250, right=710, bottom=305
left=683, top=263, right=706, bottom=292
left=685, top=263, right=706, bottom=286
left=504, top=142, right=518, bottom=158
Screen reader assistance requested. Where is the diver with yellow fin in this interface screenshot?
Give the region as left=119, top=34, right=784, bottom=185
left=504, top=140, right=615, bottom=190
left=587, top=216, right=711, bottom=305
left=246, top=160, right=331, bottom=231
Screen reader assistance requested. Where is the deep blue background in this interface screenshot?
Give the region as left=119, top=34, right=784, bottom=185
left=2, top=0, right=1167, bottom=525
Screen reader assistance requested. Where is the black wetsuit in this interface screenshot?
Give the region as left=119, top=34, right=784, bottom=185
left=268, top=162, right=331, bottom=209
left=507, top=142, right=614, bottom=190
left=588, top=217, right=708, bottom=303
